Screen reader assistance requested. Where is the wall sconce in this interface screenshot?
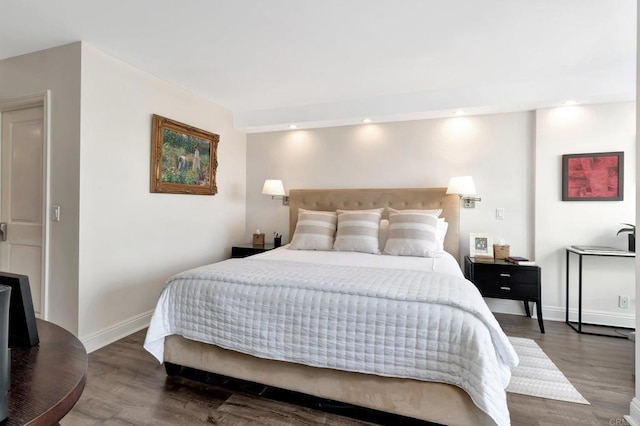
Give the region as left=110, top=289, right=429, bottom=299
left=262, top=179, right=289, bottom=206
left=446, top=176, right=481, bottom=208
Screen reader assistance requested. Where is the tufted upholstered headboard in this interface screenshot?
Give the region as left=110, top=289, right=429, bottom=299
left=288, top=188, right=460, bottom=261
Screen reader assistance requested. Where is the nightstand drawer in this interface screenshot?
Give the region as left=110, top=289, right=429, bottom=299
left=475, top=281, right=539, bottom=299
left=472, top=265, right=538, bottom=285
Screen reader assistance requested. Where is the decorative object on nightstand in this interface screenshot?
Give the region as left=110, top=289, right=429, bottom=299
left=617, top=223, right=635, bottom=252
left=464, top=256, right=544, bottom=333
left=231, top=243, right=276, bottom=258
left=469, top=233, right=493, bottom=259
left=493, top=244, right=510, bottom=260
left=505, top=256, right=536, bottom=266
left=252, top=229, right=265, bottom=247
left=273, top=232, right=282, bottom=248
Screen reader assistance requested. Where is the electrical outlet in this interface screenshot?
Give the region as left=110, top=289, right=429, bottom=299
left=496, top=208, right=504, bottom=220
left=619, top=295, right=630, bottom=309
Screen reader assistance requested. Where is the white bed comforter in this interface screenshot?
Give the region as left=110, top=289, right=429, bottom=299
left=144, top=257, right=518, bottom=426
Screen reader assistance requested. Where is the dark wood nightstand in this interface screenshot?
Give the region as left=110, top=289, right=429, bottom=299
left=231, top=243, right=277, bottom=258
left=464, top=256, right=544, bottom=333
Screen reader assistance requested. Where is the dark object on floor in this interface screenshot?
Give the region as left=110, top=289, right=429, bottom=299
left=0, top=285, right=10, bottom=423
left=0, top=272, right=39, bottom=347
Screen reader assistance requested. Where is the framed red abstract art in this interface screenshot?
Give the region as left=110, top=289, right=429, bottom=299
left=562, top=151, right=624, bottom=201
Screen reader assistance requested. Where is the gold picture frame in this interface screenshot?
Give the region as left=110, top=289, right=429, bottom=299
left=150, top=114, right=219, bottom=195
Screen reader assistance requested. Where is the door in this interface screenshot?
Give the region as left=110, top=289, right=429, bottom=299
left=0, top=106, right=44, bottom=317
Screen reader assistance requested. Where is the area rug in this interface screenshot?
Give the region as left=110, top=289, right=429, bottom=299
left=507, top=336, right=589, bottom=404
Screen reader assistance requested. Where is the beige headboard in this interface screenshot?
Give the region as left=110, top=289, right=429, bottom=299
left=289, top=188, right=460, bottom=261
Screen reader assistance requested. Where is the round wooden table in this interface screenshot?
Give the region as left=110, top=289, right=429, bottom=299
left=7, top=319, right=87, bottom=425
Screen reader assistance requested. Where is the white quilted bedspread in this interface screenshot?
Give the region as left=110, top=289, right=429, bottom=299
left=144, top=258, right=518, bottom=426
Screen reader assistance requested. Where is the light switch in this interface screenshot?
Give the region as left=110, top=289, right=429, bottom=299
left=52, top=206, right=60, bottom=222
left=496, top=208, right=504, bottom=220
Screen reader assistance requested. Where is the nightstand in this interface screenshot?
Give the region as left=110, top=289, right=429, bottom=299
left=231, top=243, right=277, bottom=258
left=464, top=256, right=544, bottom=333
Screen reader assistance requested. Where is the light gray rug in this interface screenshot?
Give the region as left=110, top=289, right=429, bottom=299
left=507, top=336, right=589, bottom=405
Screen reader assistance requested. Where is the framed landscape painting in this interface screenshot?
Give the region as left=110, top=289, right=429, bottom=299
left=562, top=151, right=623, bottom=201
left=150, top=114, right=219, bottom=195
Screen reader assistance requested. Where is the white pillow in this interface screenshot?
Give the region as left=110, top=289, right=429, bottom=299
left=437, top=218, right=449, bottom=252
left=288, top=209, right=337, bottom=251
left=383, top=210, right=441, bottom=257
left=378, top=219, right=389, bottom=252
left=333, top=208, right=384, bottom=254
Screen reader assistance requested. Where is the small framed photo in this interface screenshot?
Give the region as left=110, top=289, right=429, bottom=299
left=470, top=233, right=493, bottom=258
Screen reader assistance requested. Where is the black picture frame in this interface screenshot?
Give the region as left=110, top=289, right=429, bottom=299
left=562, top=151, right=624, bottom=201
left=0, top=272, right=39, bottom=347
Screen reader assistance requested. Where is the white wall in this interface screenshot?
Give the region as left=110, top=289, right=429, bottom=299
left=247, top=112, right=535, bottom=314
left=248, top=105, right=636, bottom=324
left=0, top=43, right=82, bottom=334
left=535, top=102, right=636, bottom=327
left=78, top=44, right=247, bottom=347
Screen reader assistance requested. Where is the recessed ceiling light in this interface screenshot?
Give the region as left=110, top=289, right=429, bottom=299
left=288, top=124, right=297, bottom=129
left=362, top=118, right=372, bottom=123
left=562, top=100, right=577, bottom=106
left=454, top=110, right=465, bottom=116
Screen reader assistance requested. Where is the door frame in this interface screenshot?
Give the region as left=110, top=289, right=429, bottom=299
left=0, top=91, right=51, bottom=319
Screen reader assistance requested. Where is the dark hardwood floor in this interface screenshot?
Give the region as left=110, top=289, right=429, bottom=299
left=60, top=314, right=634, bottom=425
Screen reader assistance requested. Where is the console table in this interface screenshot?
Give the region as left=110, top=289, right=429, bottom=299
left=7, top=319, right=87, bottom=425
left=565, top=246, right=635, bottom=338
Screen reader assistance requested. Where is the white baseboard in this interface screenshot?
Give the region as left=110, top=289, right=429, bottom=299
left=543, top=305, right=635, bottom=329
left=81, top=310, right=153, bottom=353
left=624, top=397, right=640, bottom=426
left=484, top=299, right=635, bottom=328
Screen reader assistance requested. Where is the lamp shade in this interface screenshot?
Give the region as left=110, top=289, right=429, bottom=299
left=262, top=179, right=286, bottom=196
left=446, top=176, right=477, bottom=195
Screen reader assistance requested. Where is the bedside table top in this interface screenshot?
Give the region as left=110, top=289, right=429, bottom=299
left=233, top=243, right=277, bottom=250
left=465, top=256, right=539, bottom=268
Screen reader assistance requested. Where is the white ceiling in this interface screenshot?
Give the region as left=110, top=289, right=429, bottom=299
left=1, top=0, right=636, bottom=133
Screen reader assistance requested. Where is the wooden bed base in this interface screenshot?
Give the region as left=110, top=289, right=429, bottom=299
left=163, top=188, right=497, bottom=425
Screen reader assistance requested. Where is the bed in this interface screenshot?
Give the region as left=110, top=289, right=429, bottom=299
left=144, top=188, right=518, bottom=426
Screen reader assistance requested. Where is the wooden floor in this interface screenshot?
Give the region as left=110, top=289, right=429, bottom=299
left=61, top=314, right=634, bottom=426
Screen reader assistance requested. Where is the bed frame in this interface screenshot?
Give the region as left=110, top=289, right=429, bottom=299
left=164, top=188, right=495, bottom=426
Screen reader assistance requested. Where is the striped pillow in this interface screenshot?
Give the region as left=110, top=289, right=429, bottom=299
left=333, top=209, right=383, bottom=254
left=387, top=207, right=442, bottom=217
left=288, top=209, right=337, bottom=251
left=383, top=210, right=441, bottom=257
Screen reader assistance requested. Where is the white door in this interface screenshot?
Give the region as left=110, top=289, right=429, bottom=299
left=0, top=106, right=44, bottom=317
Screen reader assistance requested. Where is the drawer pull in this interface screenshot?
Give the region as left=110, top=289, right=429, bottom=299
left=500, top=286, right=511, bottom=291
left=500, top=273, right=511, bottom=277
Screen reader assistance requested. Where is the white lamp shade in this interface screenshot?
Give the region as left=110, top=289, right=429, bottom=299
left=262, top=179, right=286, bottom=196
left=446, top=176, right=477, bottom=195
